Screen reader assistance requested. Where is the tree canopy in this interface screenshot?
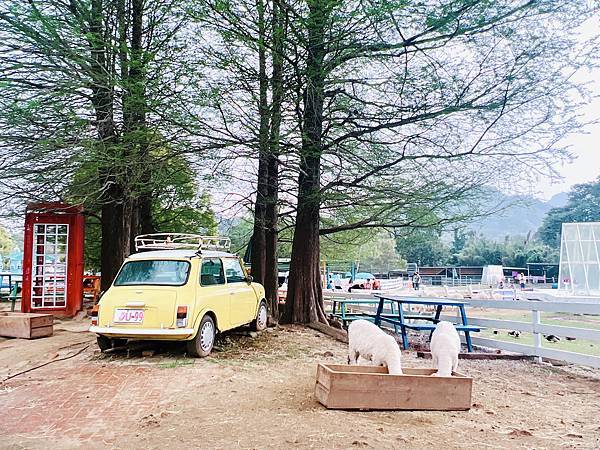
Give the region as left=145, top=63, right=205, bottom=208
left=538, top=177, right=600, bottom=247
left=0, top=0, right=598, bottom=323
left=393, top=229, right=558, bottom=268
left=0, top=225, right=14, bottom=255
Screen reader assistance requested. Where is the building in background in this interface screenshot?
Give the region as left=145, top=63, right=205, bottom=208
left=558, top=222, right=600, bottom=296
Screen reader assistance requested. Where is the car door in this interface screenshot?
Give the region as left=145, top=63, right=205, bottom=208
left=223, top=257, right=257, bottom=326
left=198, top=257, right=231, bottom=329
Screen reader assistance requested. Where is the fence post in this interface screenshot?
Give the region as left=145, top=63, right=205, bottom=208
left=532, top=310, right=542, bottom=363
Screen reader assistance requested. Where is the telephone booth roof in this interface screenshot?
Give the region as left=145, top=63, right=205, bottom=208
left=26, top=202, right=83, bottom=214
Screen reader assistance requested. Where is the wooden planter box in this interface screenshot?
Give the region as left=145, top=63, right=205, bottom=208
left=0, top=312, right=53, bottom=339
left=315, top=364, right=472, bottom=411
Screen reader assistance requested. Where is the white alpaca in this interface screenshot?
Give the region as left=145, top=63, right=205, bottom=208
left=347, top=320, right=403, bottom=375
left=430, top=321, right=461, bottom=377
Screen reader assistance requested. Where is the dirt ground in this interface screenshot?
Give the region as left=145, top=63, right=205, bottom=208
left=1, top=320, right=600, bottom=450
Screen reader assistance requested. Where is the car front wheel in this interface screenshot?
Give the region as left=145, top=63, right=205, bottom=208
left=187, top=315, right=215, bottom=357
left=251, top=301, right=268, bottom=331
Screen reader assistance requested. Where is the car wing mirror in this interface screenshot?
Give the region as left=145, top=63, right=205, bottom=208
left=246, top=275, right=253, bottom=283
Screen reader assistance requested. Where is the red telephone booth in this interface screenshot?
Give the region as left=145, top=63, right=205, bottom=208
left=22, top=203, right=85, bottom=317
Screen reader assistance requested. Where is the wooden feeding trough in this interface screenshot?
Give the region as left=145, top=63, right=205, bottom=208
left=0, top=312, right=54, bottom=339
left=315, top=364, right=472, bottom=411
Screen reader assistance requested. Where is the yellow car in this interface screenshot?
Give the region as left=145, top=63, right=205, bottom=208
left=89, top=234, right=267, bottom=357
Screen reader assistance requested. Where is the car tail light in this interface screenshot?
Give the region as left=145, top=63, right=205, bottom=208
left=176, top=306, right=188, bottom=327
left=91, top=304, right=99, bottom=326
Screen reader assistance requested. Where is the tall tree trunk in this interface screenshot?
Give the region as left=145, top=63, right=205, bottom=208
left=251, top=164, right=267, bottom=285
left=264, top=154, right=279, bottom=317
left=129, top=0, right=144, bottom=126
left=89, top=0, right=131, bottom=290
left=116, top=0, right=128, bottom=83
left=89, top=0, right=114, bottom=142
left=138, top=192, right=154, bottom=234
left=117, top=0, right=140, bottom=256
left=129, top=198, right=140, bottom=254
left=250, top=0, right=270, bottom=286
left=128, top=194, right=153, bottom=254
left=283, top=0, right=329, bottom=324
left=264, top=0, right=285, bottom=320
left=101, top=197, right=131, bottom=291
left=126, top=0, right=153, bottom=248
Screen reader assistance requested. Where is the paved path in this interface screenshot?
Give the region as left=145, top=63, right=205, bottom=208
left=2, top=325, right=600, bottom=449
left=2, top=362, right=171, bottom=446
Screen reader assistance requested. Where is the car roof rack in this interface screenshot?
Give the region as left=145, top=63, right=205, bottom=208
left=134, top=233, right=232, bottom=253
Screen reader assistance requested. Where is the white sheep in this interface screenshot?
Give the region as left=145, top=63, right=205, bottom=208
left=430, top=321, right=461, bottom=377
left=347, top=319, right=403, bottom=375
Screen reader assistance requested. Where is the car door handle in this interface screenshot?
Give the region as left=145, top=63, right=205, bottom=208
left=229, top=291, right=235, bottom=295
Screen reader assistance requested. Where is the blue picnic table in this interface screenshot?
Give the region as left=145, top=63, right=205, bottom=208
left=0, top=273, right=21, bottom=294
left=330, top=298, right=400, bottom=332
left=373, top=295, right=481, bottom=352
left=0, top=273, right=21, bottom=312
left=331, top=298, right=396, bottom=322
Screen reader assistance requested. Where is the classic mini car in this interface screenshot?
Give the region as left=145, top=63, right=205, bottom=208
left=89, top=234, right=267, bottom=357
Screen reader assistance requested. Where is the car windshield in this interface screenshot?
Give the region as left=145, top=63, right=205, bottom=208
left=114, top=260, right=190, bottom=286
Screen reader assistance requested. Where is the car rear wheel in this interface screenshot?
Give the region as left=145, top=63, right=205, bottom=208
left=251, top=301, right=268, bottom=331
left=97, top=335, right=127, bottom=351
left=187, top=315, right=215, bottom=357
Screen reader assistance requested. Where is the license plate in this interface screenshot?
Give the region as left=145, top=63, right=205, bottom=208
left=114, top=308, right=144, bottom=323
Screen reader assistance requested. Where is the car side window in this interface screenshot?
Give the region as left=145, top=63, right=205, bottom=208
left=223, top=258, right=246, bottom=283
left=200, top=258, right=225, bottom=286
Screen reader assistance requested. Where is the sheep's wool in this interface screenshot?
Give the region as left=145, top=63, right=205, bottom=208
left=347, top=319, right=403, bottom=375
left=430, top=321, right=461, bottom=377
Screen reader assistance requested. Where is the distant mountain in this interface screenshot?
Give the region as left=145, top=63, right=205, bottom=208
left=546, top=192, right=569, bottom=208
left=467, top=191, right=568, bottom=240
left=215, top=191, right=570, bottom=243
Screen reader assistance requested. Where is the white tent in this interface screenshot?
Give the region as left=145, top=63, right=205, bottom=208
left=481, top=265, right=504, bottom=287
left=559, top=222, right=600, bottom=295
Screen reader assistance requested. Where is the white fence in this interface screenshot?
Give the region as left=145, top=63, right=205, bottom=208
left=323, top=292, right=600, bottom=369
left=378, top=277, right=478, bottom=290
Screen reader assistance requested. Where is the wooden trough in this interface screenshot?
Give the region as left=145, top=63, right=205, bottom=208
left=0, top=312, right=53, bottom=339
left=315, top=364, right=472, bottom=411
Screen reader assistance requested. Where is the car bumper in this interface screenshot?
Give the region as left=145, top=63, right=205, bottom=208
left=89, top=326, right=195, bottom=339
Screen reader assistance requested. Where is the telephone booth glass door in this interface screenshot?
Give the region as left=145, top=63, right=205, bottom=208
left=31, top=223, right=69, bottom=309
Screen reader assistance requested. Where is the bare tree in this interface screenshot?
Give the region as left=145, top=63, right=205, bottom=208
left=282, top=0, right=599, bottom=323
left=193, top=0, right=295, bottom=319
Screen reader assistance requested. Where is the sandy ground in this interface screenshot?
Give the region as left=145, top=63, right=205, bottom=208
left=1, top=321, right=600, bottom=449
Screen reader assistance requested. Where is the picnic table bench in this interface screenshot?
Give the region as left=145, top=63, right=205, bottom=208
left=373, top=295, right=481, bottom=352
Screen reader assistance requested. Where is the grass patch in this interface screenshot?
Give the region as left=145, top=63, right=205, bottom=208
left=158, top=359, right=195, bottom=369
left=471, top=308, right=600, bottom=329
left=443, top=307, right=600, bottom=357
left=479, top=329, right=600, bottom=356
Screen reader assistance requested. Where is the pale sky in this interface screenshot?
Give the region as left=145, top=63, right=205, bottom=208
left=540, top=129, right=600, bottom=199
left=534, top=16, right=600, bottom=200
